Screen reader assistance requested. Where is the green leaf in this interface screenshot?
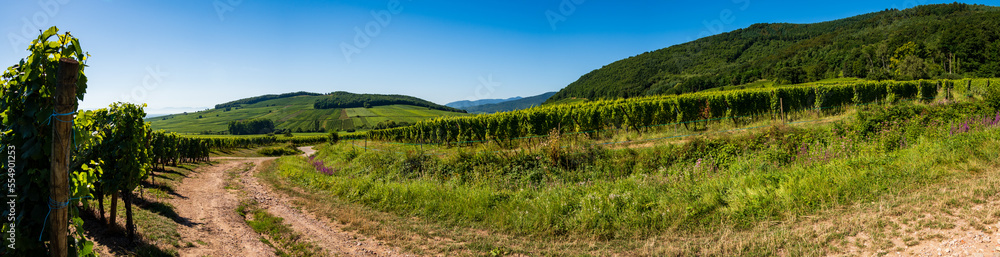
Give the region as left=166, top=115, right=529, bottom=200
left=72, top=38, right=83, bottom=60
left=45, top=39, right=61, bottom=49
left=41, top=26, right=58, bottom=40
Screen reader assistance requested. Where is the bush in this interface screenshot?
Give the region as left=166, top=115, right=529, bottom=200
left=328, top=132, right=340, bottom=144
left=257, top=145, right=304, bottom=156
left=228, top=118, right=275, bottom=135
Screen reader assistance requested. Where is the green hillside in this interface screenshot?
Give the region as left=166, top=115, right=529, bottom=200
left=148, top=92, right=467, bottom=134
left=547, top=3, right=1000, bottom=103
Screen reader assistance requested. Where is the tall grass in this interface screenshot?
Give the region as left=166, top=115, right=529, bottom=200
left=269, top=101, right=1000, bottom=240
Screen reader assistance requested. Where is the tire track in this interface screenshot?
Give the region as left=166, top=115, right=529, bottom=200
left=175, top=146, right=406, bottom=256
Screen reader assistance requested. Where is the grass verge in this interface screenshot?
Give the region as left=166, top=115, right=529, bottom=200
left=83, top=162, right=211, bottom=256
left=234, top=196, right=324, bottom=257
left=261, top=101, right=1000, bottom=255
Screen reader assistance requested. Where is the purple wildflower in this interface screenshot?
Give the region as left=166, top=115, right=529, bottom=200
left=310, top=159, right=336, bottom=175
left=694, top=158, right=703, bottom=170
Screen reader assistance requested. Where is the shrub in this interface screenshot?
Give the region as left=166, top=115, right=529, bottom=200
left=328, top=132, right=340, bottom=144
left=257, top=145, right=304, bottom=156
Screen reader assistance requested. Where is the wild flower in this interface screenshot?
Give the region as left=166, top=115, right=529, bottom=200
left=694, top=158, right=703, bottom=170
left=310, top=158, right=336, bottom=175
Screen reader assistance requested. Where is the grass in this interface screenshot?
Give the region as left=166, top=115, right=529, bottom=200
left=181, top=132, right=332, bottom=138
left=210, top=142, right=317, bottom=158
left=83, top=162, right=211, bottom=256
left=258, top=144, right=305, bottom=156
left=261, top=98, right=1000, bottom=255
left=210, top=145, right=271, bottom=158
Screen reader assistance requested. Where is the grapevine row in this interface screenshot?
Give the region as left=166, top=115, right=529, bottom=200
left=369, top=79, right=995, bottom=144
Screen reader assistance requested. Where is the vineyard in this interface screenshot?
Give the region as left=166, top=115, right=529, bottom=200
left=0, top=27, right=332, bottom=256
left=8, top=2, right=1000, bottom=256
left=285, top=77, right=1000, bottom=255
left=368, top=79, right=996, bottom=144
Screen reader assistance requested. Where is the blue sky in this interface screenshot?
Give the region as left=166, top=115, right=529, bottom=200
left=2, top=0, right=995, bottom=114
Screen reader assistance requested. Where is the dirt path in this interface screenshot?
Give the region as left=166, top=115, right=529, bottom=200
left=172, top=160, right=276, bottom=257
left=298, top=146, right=316, bottom=156
left=172, top=147, right=404, bottom=257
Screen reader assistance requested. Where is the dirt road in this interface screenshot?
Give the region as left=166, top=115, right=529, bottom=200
left=172, top=147, right=404, bottom=256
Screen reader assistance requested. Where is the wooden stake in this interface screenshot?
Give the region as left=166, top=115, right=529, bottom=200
left=780, top=98, right=785, bottom=123
left=50, top=58, right=79, bottom=257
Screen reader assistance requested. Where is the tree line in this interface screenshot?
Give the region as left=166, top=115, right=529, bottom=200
left=214, top=91, right=323, bottom=109
left=228, top=118, right=276, bottom=135
left=313, top=91, right=466, bottom=112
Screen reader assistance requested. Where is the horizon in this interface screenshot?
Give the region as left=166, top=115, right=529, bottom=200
left=3, top=1, right=995, bottom=115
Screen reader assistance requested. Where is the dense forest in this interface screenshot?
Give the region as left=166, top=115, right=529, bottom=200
left=228, top=118, right=276, bottom=135
left=547, top=3, right=1000, bottom=102
left=313, top=91, right=466, bottom=112
left=214, top=91, right=323, bottom=109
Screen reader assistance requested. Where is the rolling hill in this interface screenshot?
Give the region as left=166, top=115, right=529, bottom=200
left=546, top=3, right=1000, bottom=103
left=147, top=92, right=468, bottom=134
left=445, top=96, right=523, bottom=109
left=460, top=92, right=556, bottom=114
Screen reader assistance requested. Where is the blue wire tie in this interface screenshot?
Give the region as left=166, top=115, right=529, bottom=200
left=45, top=111, right=76, bottom=125
left=39, top=197, right=70, bottom=241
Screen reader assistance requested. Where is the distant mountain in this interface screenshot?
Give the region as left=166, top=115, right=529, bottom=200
left=462, top=92, right=556, bottom=114
left=445, top=96, right=523, bottom=109
left=547, top=3, right=1000, bottom=103
left=148, top=91, right=467, bottom=134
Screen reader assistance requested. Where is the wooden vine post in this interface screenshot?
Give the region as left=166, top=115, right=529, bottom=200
left=780, top=98, right=786, bottom=123
left=50, top=58, right=79, bottom=257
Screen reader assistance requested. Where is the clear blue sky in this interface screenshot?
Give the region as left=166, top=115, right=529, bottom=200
left=2, top=0, right=995, bottom=114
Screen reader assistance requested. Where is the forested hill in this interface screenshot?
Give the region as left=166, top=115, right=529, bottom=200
left=546, top=3, right=1000, bottom=103
left=313, top=91, right=464, bottom=113
left=214, top=91, right=463, bottom=113
left=215, top=91, right=322, bottom=109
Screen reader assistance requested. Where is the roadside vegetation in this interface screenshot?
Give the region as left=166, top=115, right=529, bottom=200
left=83, top=162, right=209, bottom=256
left=263, top=86, right=1000, bottom=255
